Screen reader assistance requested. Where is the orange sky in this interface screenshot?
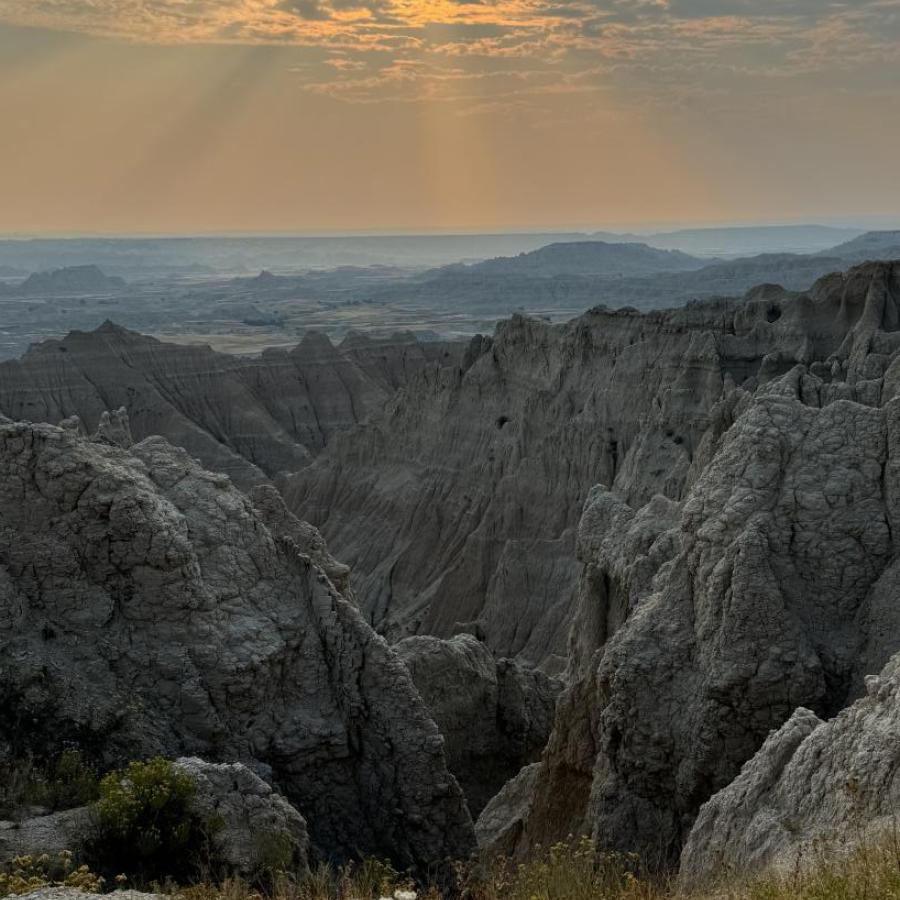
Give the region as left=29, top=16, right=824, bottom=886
left=1, top=0, right=899, bottom=234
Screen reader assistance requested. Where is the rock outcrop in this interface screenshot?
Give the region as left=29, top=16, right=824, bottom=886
left=0, top=759, right=308, bottom=878
left=489, top=262, right=900, bottom=867
left=0, top=419, right=474, bottom=870
left=173, top=758, right=310, bottom=876
left=474, top=763, right=541, bottom=857
left=17, top=891, right=161, bottom=900
left=0, top=808, right=91, bottom=866
left=395, top=635, right=560, bottom=815
left=679, top=653, right=900, bottom=885
left=0, top=324, right=459, bottom=489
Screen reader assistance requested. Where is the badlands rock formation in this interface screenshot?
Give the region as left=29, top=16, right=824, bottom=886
left=284, top=262, right=900, bottom=669
left=483, top=261, right=900, bottom=866
left=396, top=634, right=560, bottom=815
left=0, top=419, right=473, bottom=869
left=4, top=260, right=900, bottom=880
left=0, top=324, right=459, bottom=489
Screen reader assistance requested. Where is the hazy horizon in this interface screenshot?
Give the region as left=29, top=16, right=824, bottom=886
left=1, top=218, right=898, bottom=243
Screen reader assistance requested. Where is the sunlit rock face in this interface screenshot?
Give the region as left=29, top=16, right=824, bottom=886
left=679, top=658, right=900, bottom=886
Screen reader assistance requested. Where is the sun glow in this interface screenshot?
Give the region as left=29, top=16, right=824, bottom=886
left=0, top=0, right=898, bottom=233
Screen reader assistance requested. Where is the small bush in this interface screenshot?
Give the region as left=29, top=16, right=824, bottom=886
left=253, top=828, right=300, bottom=884
left=87, top=756, right=215, bottom=885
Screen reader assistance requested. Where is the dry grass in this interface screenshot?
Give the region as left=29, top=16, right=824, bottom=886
left=4, top=834, right=900, bottom=900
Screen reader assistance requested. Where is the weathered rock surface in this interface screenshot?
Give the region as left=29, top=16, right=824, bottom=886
left=285, top=263, right=900, bottom=668
left=488, top=263, right=900, bottom=865
left=474, top=763, right=541, bottom=858
left=0, top=420, right=474, bottom=870
left=395, top=634, right=560, bottom=815
left=173, top=758, right=309, bottom=876
left=0, top=324, right=458, bottom=489
left=16, top=891, right=161, bottom=900
left=679, top=653, right=900, bottom=885
left=0, top=808, right=91, bottom=865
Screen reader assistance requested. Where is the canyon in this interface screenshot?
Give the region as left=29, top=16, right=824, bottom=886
left=2, top=257, right=900, bottom=883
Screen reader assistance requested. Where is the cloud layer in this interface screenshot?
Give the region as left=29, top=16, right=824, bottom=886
left=1, top=0, right=898, bottom=105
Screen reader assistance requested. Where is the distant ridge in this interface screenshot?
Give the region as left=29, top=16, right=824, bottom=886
left=447, top=240, right=705, bottom=278
left=11, top=264, right=125, bottom=294
left=824, top=229, right=900, bottom=261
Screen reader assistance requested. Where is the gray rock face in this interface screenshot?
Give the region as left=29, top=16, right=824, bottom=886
left=679, top=655, right=900, bottom=885
left=495, top=263, right=900, bottom=866
left=0, top=324, right=459, bottom=489
left=474, top=763, right=541, bottom=858
left=0, top=420, right=473, bottom=870
left=17, top=891, right=161, bottom=900
left=395, top=635, right=560, bottom=815
left=285, top=263, right=900, bottom=668
left=173, top=758, right=309, bottom=876
left=0, top=808, right=91, bottom=865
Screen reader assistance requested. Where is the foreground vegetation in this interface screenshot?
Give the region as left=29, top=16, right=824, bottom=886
left=4, top=834, right=900, bottom=900
left=3, top=752, right=900, bottom=900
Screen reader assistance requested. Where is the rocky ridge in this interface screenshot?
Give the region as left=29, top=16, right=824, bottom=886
left=0, top=417, right=473, bottom=870
left=478, top=261, right=900, bottom=868
left=0, top=325, right=460, bottom=489
left=4, top=261, right=900, bottom=881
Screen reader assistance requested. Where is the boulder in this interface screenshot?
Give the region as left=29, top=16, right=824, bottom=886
left=173, top=758, right=309, bottom=877
left=395, top=634, right=560, bottom=815
left=475, top=763, right=541, bottom=857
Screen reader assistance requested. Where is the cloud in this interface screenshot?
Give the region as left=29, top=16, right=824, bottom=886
left=1, top=0, right=897, bottom=105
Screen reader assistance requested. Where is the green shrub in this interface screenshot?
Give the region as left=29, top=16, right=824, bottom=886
left=87, top=756, right=215, bottom=884
left=253, top=827, right=299, bottom=879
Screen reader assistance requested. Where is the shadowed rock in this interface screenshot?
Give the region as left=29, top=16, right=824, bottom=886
left=396, top=634, right=560, bottom=815
left=0, top=419, right=474, bottom=870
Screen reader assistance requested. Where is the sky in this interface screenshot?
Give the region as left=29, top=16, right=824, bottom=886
left=1, top=0, right=899, bottom=234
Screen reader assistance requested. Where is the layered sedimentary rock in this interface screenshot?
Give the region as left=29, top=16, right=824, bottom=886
left=679, top=654, right=900, bottom=885
left=284, top=263, right=900, bottom=668
left=395, top=634, right=560, bottom=815
left=0, top=324, right=458, bottom=489
left=0, top=420, right=473, bottom=869
left=489, top=262, right=900, bottom=867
